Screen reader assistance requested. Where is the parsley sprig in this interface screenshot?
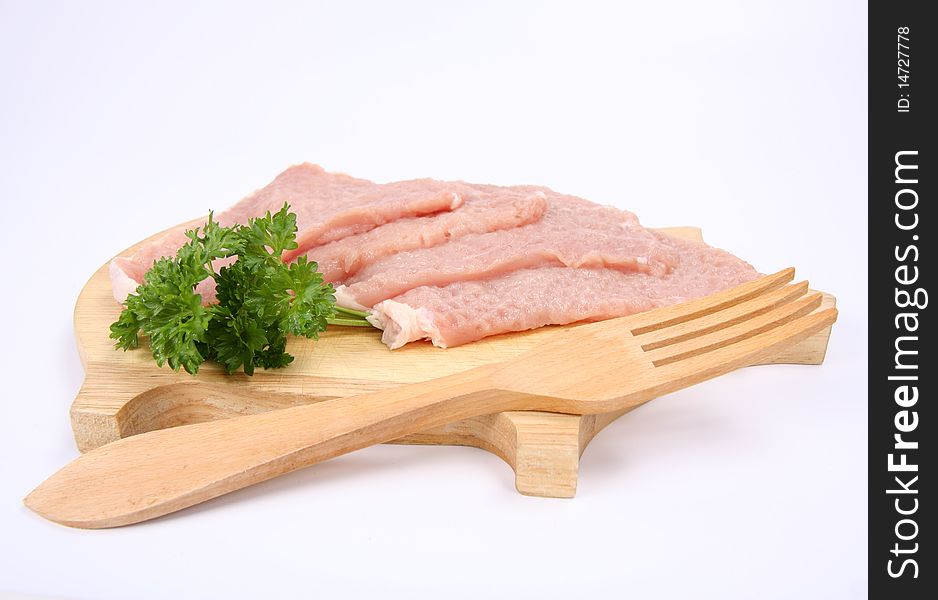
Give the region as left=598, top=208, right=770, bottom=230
left=110, top=204, right=372, bottom=375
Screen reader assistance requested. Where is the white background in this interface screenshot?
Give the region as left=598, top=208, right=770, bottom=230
left=0, top=1, right=867, bottom=598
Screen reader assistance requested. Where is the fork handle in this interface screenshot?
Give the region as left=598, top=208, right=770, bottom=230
left=25, top=365, right=514, bottom=529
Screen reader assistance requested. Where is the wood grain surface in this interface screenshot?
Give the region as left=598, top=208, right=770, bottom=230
left=70, top=225, right=836, bottom=498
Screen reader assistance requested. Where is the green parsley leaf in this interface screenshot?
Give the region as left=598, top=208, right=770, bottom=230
left=109, top=203, right=371, bottom=375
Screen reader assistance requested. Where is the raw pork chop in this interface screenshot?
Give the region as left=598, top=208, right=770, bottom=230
left=110, top=163, right=464, bottom=303
left=306, top=190, right=548, bottom=282
left=367, top=233, right=759, bottom=349
left=335, top=195, right=679, bottom=309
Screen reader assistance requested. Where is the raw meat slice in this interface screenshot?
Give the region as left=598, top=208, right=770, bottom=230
left=306, top=190, right=548, bottom=282
left=367, top=233, right=759, bottom=349
left=109, top=163, right=464, bottom=303
left=335, top=195, right=679, bottom=310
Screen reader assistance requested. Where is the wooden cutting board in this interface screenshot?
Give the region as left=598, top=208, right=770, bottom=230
left=71, top=225, right=835, bottom=498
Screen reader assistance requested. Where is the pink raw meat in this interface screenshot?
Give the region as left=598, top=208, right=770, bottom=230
left=335, top=195, right=679, bottom=309
left=306, top=190, right=548, bottom=283
left=367, top=233, right=759, bottom=349
left=109, top=163, right=464, bottom=303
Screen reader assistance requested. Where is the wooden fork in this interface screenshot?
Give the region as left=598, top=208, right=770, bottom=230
left=25, top=268, right=837, bottom=528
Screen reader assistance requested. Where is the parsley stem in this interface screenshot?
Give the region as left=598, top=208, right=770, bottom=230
left=327, top=317, right=374, bottom=327
left=334, top=305, right=370, bottom=319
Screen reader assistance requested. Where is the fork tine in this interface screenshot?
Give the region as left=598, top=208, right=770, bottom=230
left=645, top=292, right=824, bottom=366
left=638, top=281, right=811, bottom=351
left=628, top=268, right=795, bottom=335
left=650, top=307, right=838, bottom=383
